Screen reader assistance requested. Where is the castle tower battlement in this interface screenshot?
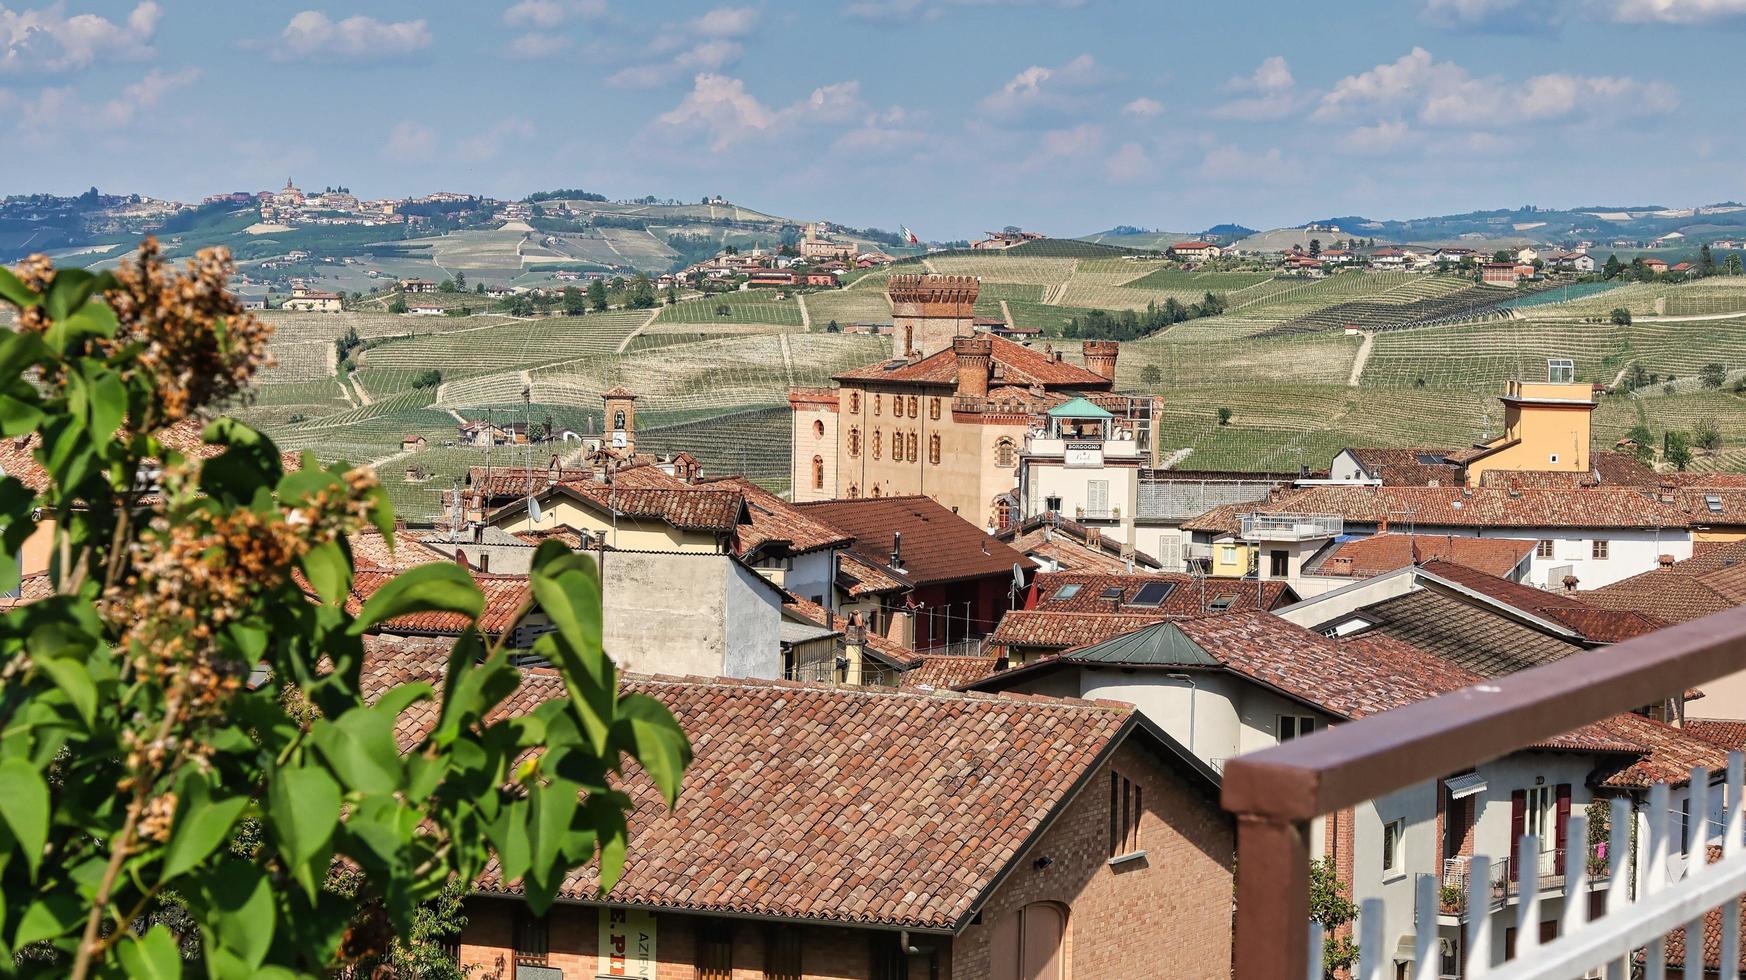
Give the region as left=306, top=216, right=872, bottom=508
left=888, top=274, right=981, bottom=359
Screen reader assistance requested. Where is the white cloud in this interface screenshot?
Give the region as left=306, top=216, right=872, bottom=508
left=1121, top=96, right=1163, bottom=118
left=979, top=53, right=1098, bottom=118
left=1209, top=56, right=1303, bottom=121
left=834, top=105, right=927, bottom=154
left=99, top=65, right=196, bottom=126
left=1343, top=119, right=1414, bottom=152
left=649, top=73, right=905, bottom=153
left=459, top=116, right=537, bottom=161
left=608, top=39, right=742, bottom=87
left=654, top=73, right=779, bottom=148
left=1607, top=0, right=1746, bottom=21
left=1197, top=143, right=1288, bottom=181
left=1315, top=47, right=1677, bottom=127
left=504, top=0, right=605, bottom=26
left=691, top=6, right=757, bottom=36
left=275, top=11, right=432, bottom=62
left=1104, top=141, right=1150, bottom=182
left=384, top=120, right=437, bottom=162
left=0, top=1, right=159, bottom=72
left=507, top=32, right=570, bottom=57
left=844, top=0, right=1089, bottom=21
left=1419, top=0, right=1560, bottom=31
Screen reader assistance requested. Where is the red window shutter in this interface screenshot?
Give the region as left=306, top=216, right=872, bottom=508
left=1510, top=790, right=1526, bottom=882
left=1555, top=784, right=1572, bottom=876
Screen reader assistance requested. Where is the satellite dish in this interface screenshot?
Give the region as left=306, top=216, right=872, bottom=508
left=528, top=496, right=542, bottom=523
left=1012, top=562, right=1026, bottom=592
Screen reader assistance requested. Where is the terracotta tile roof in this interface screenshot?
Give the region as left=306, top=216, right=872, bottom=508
left=989, top=610, right=1173, bottom=651
left=1029, top=571, right=1294, bottom=616
left=833, top=335, right=1110, bottom=389
left=1590, top=711, right=1733, bottom=789
left=346, top=569, right=531, bottom=637
left=1679, top=487, right=1746, bottom=527
left=1350, top=589, right=1590, bottom=676
left=1420, top=560, right=1663, bottom=642
left=1307, top=533, right=1535, bottom=579
left=899, top=655, right=1002, bottom=690
left=780, top=595, right=920, bottom=667
left=359, top=655, right=1168, bottom=931
left=1251, top=485, right=1691, bottom=530
left=836, top=551, right=909, bottom=597
left=1660, top=846, right=1737, bottom=972
left=511, top=526, right=591, bottom=550
left=348, top=530, right=447, bottom=571
left=1584, top=540, right=1746, bottom=625
left=491, top=482, right=747, bottom=535
left=797, top=496, right=1033, bottom=587
left=0, top=435, right=48, bottom=492
left=700, top=476, right=853, bottom=557
left=1685, top=719, right=1746, bottom=752
left=1342, top=447, right=1465, bottom=486
left=0, top=572, right=52, bottom=609
left=1178, top=502, right=1249, bottom=535
left=995, top=514, right=1163, bottom=574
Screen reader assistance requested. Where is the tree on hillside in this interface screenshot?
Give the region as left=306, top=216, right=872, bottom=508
left=1493, top=250, right=1512, bottom=263
left=1665, top=431, right=1693, bottom=471
left=1217, top=407, right=1232, bottom=426
left=0, top=241, right=690, bottom=978
left=627, top=272, right=657, bottom=309
left=453, top=270, right=466, bottom=290
left=438, top=279, right=456, bottom=293
left=1604, top=254, right=1623, bottom=279
left=1610, top=307, right=1633, bottom=326
left=1625, top=422, right=1655, bottom=463
left=665, top=282, right=679, bottom=305
left=1701, top=362, right=1728, bottom=388
left=388, top=295, right=407, bottom=314
left=562, top=286, right=585, bottom=316
left=587, top=278, right=608, bottom=311
left=1700, top=243, right=1716, bottom=276
left=1308, top=238, right=1321, bottom=257
left=1140, top=364, right=1163, bottom=387
left=1695, top=417, right=1723, bottom=454
left=826, top=319, right=840, bottom=333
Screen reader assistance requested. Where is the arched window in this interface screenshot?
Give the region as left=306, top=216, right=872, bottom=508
left=989, top=902, right=1068, bottom=980
left=903, top=325, right=914, bottom=355
left=995, top=437, right=1017, bottom=468
left=907, top=395, right=919, bottom=417
left=929, top=434, right=941, bottom=465
left=811, top=455, right=824, bottom=490
left=848, top=427, right=861, bottom=458
left=893, top=397, right=904, bottom=419
left=873, top=393, right=882, bottom=416
left=812, top=419, right=825, bottom=439
left=849, top=391, right=860, bottom=414
left=871, top=485, right=882, bottom=498
left=848, top=484, right=860, bottom=499
left=930, top=397, right=941, bottom=420
left=872, top=430, right=882, bottom=460
left=613, top=410, right=626, bottom=430
left=906, top=432, right=918, bottom=463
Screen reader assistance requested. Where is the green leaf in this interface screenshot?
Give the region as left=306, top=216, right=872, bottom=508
left=0, top=265, right=38, bottom=308
left=0, top=757, right=49, bottom=880
left=161, top=777, right=250, bottom=881
left=44, top=269, right=98, bottom=321
left=116, top=925, right=182, bottom=980
left=0, top=389, right=44, bottom=438
left=199, top=418, right=285, bottom=506
left=347, top=562, right=482, bottom=637
left=196, top=864, right=275, bottom=974
left=266, top=765, right=340, bottom=897
left=33, top=656, right=96, bottom=728
left=300, top=539, right=350, bottom=607
left=311, top=686, right=429, bottom=795
left=12, top=892, right=80, bottom=948
left=614, top=693, right=691, bottom=808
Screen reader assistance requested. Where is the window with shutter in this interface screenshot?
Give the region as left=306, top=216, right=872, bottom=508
left=697, top=920, right=733, bottom=980
left=1088, top=480, right=1108, bottom=515
left=764, top=927, right=801, bottom=980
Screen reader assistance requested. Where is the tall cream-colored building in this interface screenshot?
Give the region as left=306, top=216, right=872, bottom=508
left=791, top=274, right=1154, bottom=528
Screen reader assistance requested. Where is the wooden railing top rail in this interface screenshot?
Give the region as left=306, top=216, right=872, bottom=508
left=1222, top=603, right=1746, bottom=824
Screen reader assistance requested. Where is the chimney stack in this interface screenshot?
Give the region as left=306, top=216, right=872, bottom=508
left=1081, top=340, right=1119, bottom=381
left=1659, top=553, right=1676, bottom=568
left=952, top=335, right=993, bottom=399
left=890, top=531, right=904, bottom=570
left=478, top=552, right=490, bottom=574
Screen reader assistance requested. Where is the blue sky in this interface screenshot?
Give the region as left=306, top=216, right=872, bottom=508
left=2, top=0, right=1744, bottom=237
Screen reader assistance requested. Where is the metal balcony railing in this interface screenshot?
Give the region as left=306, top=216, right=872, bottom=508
left=1238, top=512, right=1343, bottom=541
left=1437, top=848, right=1611, bottom=917
left=1221, top=604, right=1746, bottom=980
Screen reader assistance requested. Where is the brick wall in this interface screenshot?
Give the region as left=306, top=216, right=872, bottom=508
left=951, top=740, right=1235, bottom=980
left=455, top=898, right=924, bottom=980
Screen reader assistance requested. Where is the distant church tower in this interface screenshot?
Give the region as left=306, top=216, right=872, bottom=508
left=602, top=387, right=637, bottom=452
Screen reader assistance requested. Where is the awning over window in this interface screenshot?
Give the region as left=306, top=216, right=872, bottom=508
left=1445, top=771, right=1488, bottom=799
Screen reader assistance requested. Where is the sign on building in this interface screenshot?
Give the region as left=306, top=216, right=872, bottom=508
left=598, top=907, right=656, bottom=979
left=1064, top=442, right=1104, bottom=469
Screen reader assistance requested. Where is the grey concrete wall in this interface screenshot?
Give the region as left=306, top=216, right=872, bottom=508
left=598, top=551, right=782, bottom=680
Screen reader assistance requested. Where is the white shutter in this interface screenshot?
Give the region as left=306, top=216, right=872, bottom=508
left=1088, top=480, right=1109, bottom=515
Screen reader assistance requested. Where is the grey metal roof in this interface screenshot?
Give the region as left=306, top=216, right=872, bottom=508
left=1062, top=621, right=1220, bottom=666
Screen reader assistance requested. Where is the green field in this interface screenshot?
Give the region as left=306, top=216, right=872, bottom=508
left=656, top=291, right=806, bottom=327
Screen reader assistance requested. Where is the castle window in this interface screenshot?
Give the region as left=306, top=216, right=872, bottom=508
left=848, top=427, right=861, bottom=458
left=995, top=437, right=1017, bottom=468
left=906, top=432, right=918, bottom=463
left=893, top=397, right=904, bottom=419
left=873, top=393, right=881, bottom=416
left=929, top=434, right=941, bottom=465
left=907, top=395, right=918, bottom=417
left=812, top=419, right=825, bottom=439
left=873, top=430, right=882, bottom=460
left=848, top=484, right=860, bottom=498
left=613, top=410, right=626, bottom=430
left=849, top=391, right=860, bottom=414
left=930, top=397, right=941, bottom=420
left=871, top=485, right=882, bottom=498
left=812, top=456, right=824, bottom=490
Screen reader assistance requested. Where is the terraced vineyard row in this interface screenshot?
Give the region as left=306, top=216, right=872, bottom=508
left=1262, top=279, right=1518, bottom=336
left=355, top=311, right=650, bottom=379
left=637, top=407, right=792, bottom=491
left=656, top=291, right=805, bottom=327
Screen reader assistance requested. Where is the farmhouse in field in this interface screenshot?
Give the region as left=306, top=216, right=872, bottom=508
left=1169, top=240, right=1222, bottom=262
left=281, top=285, right=342, bottom=312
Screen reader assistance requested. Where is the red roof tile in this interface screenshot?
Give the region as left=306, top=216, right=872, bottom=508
left=1584, top=540, right=1746, bottom=625
left=899, top=655, right=1002, bottom=690
left=1309, top=533, right=1534, bottom=579
left=357, top=653, right=1175, bottom=931
left=797, top=496, right=1033, bottom=586
left=1685, top=719, right=1746, bottom=752
left=990, top=610, right=1174, bottom=651
left=836, top=551, right=909, bottom=597
left=833, top=335, right=1110, bottom=389
left=346, top=569, right=531, bottom=637
left=1029, top=571, right=1294, bottom=616
left=1419, top=560, right=1663, bottom=642
left=701, top=476, right=853, bottom=557
left=1245, top=485, right=1691, bottom=530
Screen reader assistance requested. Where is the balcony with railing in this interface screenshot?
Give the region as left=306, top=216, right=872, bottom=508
left=1237, top=512, right=1343, bottom=541
left=1221, top=604, right=1746, bottom=979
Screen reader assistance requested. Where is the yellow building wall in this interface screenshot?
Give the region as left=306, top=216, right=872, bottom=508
left=1696, top=529, right=1746, bottom=544
left=19, top=519, right=54, bottom=577
left=831, top=382, right=1026, bottom=527
left=1209, top=541, right=1254, bottom=578
left=492, top=498, right=722, bottom=553
left=791, top=405, right=838, bottom=503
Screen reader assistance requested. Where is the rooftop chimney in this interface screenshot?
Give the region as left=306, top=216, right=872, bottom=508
left=890, top=531, right=904, bottom=571
left=952, top=335, right=993, bottom=399
left=1562, top=573, right=1579, bottom=592
left=1081, top=340, right=1119, bottom=382
left=478, top=552, right=490, bottom=574
left=1659, top=553, right=1676, bottom=568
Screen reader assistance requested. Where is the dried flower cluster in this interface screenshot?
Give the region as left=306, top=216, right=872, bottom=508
left=101, top=238, right=274, bottom=424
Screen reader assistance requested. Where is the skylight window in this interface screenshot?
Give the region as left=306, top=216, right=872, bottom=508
left=1099, top=586, right=1125, bottom=600
left=1708, top=495, right=1724, bottom=514
left=1051, top=584, right=1082, bottom=601
left=1128, top=581, right=1177, bottom=607
left=1209, top=595, right=1235, bottom=611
